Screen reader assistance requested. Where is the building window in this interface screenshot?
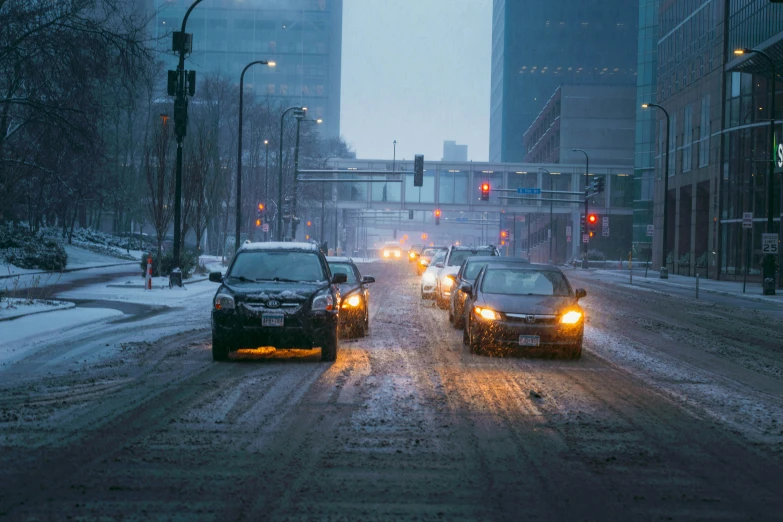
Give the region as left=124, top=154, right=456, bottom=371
left=699, top=95, right=710, bottom=167
left=683, top=105, right=693, bottom=173
left=669, top=113, right=677, bottom=175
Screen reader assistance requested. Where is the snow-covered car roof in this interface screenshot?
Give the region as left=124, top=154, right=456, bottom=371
left=239, top=241, right=319, bottom=252
left=326, top=256, right=355, bottom=264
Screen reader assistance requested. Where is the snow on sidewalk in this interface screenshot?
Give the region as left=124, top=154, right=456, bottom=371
left=0, top=299, right=74, bottom=321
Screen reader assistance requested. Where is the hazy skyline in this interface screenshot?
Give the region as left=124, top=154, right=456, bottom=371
left=340, top=0, right=492, bottom=162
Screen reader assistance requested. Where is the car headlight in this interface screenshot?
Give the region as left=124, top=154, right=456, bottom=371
left=214, top=293, right=235, bottom=311
left=342, top=294, right=362, bottom=308
left=560, top=310, right=583, bottom=324
left=441, top=276, right=453, bottom=289
left=409, top=252, right=416, bottom=259
left=395, top=251, right=401, bottom=257
left=423, top=272, right=436, bottom=283
left=312, top=289, right=334, bottom=311
left=383, top=251, right=390, bottom=258
left=474, top=306, right=498, bottom=320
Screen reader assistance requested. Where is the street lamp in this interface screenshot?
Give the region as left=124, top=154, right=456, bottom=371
left=290, top=114, right=322, bottom=240
left=277, top=106, right=306, bottom=241
left=170, top=0, right=203, bottom=287
left=539, top=168, right=554, bottom=264
left=263, top=139, right=270, bottom=241
left=642, top=103, right=671, bottom=279
left=734, top=48, right=777, bottom=294
left=572, top=148, right=589, bottom=268
left=235, top=60, right=275, bottom=249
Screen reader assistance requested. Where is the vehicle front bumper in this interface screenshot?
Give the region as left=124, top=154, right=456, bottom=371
left=472, top=316, right=583, bottom=348
left=212, top=309, right=338, bottom=350
left=421, top=278, right=437, bottom=296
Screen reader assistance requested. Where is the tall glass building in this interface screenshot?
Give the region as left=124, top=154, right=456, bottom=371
left=632, top=0, right=659, bottom=251
left=489, top=0, right=637, bottom=162
left=151, top=0, right=343, bottom=138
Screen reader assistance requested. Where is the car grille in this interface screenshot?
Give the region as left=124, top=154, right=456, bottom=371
left=504, top=313, right=557, bottom=324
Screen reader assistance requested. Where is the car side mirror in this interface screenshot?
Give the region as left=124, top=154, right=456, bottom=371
left=460, top=282, right=473, bottom=295
left=332, top=273, right=348, bottom=284
left=209, top=272, right=223, bottom=283
left=575, top=288, right=587, bottom=299
left=361, top=276, right=375, bottom=284
left=421, top=260, right=430, bottom=267
left=435, top=262, right=444, bottom=268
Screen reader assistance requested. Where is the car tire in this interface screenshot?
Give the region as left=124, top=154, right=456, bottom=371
left=436, top=296, right=448, bottom=310
left=321, top=327, right=338, bottom=362
left=468, top=318, right=482, bottom=355
left=212, top=335, right=230, bottom=362
left=566, top=339, right=583, bottom=360
left=356, top=310, right=368, bottom=338
left=454, top=312, right=465, bottom=330
left=448, top=308, right=454, bottom=324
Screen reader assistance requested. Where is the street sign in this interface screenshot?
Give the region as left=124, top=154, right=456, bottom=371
left=602, top=228, right=610, bottom=237
left=567, top=235, right=571, bottom=243
left=742, top=212, right=753, bottom=229
left=455, top=217, right=468, bottom=223
left=517, top=188, right=542, bottom=195
left=582, top=234, right=589, bottom=243
left=778, top=143, right=783, bottom=169
left=602, top=216, right=609, bottom=227
left=262, top=223, right=269, bottom=232
left=565, top=226, right=572, bottom=236
left=646, top=224, right=654, bottom=237
left=547, top=229, right=551, bottom=239
left=762, top=233, right=779, bottom=254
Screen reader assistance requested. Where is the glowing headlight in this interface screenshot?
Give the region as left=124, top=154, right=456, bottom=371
left=214, top=293, right=235, bottom=311
left=560, top=310, right=583, bottom=324
left=312, top=289, right=334, bottom=311
left=395, top=251, right=401, bottom=258
left=441, top=276, right=454, bottom=288
left=342, top=294, right=362, bottom=308
left=409, top=252, right=416, bottom=258
left=423, top=272, right=436, bottom=283
left=420, top=259, right=428, bottom=266
left=474, top=307, right=498, bottom=320
left=383, top=251, right=390, bottom=258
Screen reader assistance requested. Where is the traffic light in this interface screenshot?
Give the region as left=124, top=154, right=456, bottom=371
left=580, top=215, right=586, bottom=235
left=409, top=209, right=414, bottom=220
left=255, top=219, right=261, bottom=227
left=434, top=209, right=441, bottom=225
left=595, top=176, right=605, bottom=193
left=307, top=220, right=312, bottom=227
left=167, top=70, right=177, bottom=96
left=500, top=230, right=508, bottom=240
left=258, top=203, right=265, bottom=211
left=588, top=214, right=598, bottom=233
left=480, top=183, right=490, bottom=201
left=414, top=155, right=424, bottom=187
left=422, top=233, right=428, bottom=240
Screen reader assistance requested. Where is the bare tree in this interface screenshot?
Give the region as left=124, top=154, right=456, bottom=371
left=144, top=118, right=175, bottom=274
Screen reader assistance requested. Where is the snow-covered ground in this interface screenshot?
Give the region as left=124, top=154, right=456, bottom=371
left=58, top=275, right=217, bottom=306
left=0, top=298, right=74, bottom=321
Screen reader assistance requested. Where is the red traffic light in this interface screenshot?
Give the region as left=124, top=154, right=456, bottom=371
left=306, top=221, right=312, bottom=227
left=422, top=233, right=427, bottom=240
left=588, top=214, right=598, bottom=224
left=500, top=230, right=508, bottom=238
left=434, top=209, right=441, bottom=217
left=481, top=183, right=490, bottom=191
left=258, top=203, right=264, bottom=211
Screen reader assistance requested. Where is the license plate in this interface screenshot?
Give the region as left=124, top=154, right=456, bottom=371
left=519, top=335, right=540, bottom=346
left=262, top=313, right=284, bottom=327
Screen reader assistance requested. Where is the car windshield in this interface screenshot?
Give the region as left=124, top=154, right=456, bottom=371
left=227, top=251, right=326, bottom=283
left=448, top=249, right=494, bottom=266
left=481, top=268, right=571, bottom=296
left=431, top=251, right=446, bottom=265
left=329, top=263, right=358, bottom=284
left=464, top=261, right=489, bottom=280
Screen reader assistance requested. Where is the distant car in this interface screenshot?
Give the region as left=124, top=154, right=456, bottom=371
left=461, top=263, right=586, bottom=359
left=327, top=257, right=375, bottom=337
left=448, top=256, right=530, bottom=329
left=416, top=246, right=448, bottom=275
left=407, top=244, right=424, bottom=263
left=435, top=245, right=500, bottom=309
left=209, top=242, right=347, bottom=362
left=381, top=244, right=403, bottom=260
left=421, top=250, right=447, bottom=299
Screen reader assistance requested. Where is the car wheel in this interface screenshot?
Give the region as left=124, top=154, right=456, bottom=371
left=566, top=339, right=583, bottom=359
left=448, top=307, right=454, bottom=324
left=356, top=311, right=368, bottom=338
left=437, top=296, right=448, bottom=310
left=468, top=318, right=482, bottom=355
left=212, top=335, right=230, bottom=362
left=454, top=312, right=465, bottom=330
left=321, top=327, right=338, bottom=362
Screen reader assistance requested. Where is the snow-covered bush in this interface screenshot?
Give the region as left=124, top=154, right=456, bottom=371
left=0, top=223, right=67, bottom=271
left=677, top=252, right=690, bottom=267
left=587, top=249, right=605, bottom=261
left=140, top=250, right=198, bottom=279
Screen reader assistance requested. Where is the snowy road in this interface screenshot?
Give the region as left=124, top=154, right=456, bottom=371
left=1, top=263, right=782, bottom=520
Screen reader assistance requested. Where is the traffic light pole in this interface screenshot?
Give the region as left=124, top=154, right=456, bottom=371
left=573, top=149, right=589, bottom=268
left=170, top=0, right=202, bottom=287
left=540, top=168, right=554, bottom=264
left=277, top=106, right=302, bottom=241
left=264, top=140, right=269, bottom=241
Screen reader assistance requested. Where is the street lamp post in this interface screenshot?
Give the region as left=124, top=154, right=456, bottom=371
left=277, top=106, right=305, bottom=241
left=735, top=48, right=777, bottom=294
left=572, top=149, right=589, bottom=268
left=642, top=103, right=671, bottom=279
left=291, top=115, right=323, bottom=240
left=235, top=60, right=275, bottom=249
left=321, top=155, right=339, bottom=248
left=540, top=168, right=554, bottom=264
left=170, top=0, right=202, bottom=287
left=263, top=139, right=269, bottom=241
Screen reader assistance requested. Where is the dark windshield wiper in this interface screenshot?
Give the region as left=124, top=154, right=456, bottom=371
left=227, top=275, right=254, bottom=283
left=256, top=277, right=299, bottom=283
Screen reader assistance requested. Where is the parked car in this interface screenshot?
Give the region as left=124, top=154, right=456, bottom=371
left=461, top=263, right=586, bottom=359
left=435, top=245, right=500, bottom=309
left=327, top=256, right=375, bottom=337
left=448, top=256, right=530, bottom=328
left=416, top=246, right=448, bottom=275
left=421, top=250, right=447, bottom=299
left=209, top=242, right=347, bottom=362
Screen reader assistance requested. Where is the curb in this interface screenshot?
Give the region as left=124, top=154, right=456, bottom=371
left=0, top=302, right=76, bottom=323
left=106, top=276, right=209, bottom=289
left=0, top=262, right=138, bottom=280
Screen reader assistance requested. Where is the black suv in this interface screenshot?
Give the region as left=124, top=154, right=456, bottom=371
left=209, top=242, right=347, bottom=362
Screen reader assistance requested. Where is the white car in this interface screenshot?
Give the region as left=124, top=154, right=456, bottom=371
left=421, top=250, right=447, bottom=299
left=435, top=246, right=500, bottom=309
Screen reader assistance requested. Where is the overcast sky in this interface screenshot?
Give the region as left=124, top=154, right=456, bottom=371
left=340, top=0, right=492, bottom=162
